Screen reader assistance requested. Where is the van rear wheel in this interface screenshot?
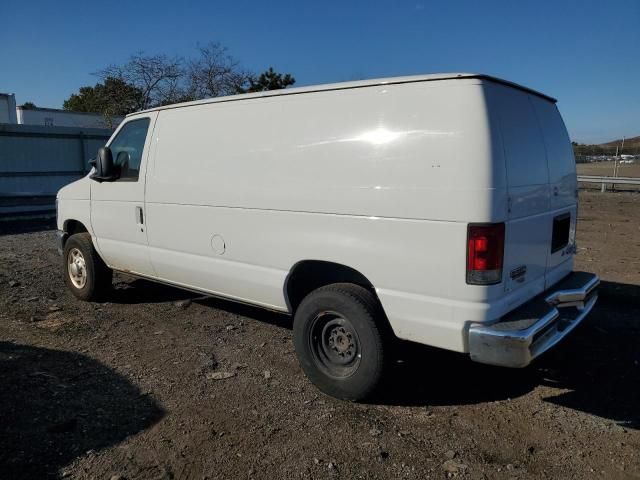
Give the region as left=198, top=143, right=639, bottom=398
left=293, top=283, right=387, bottom=401
left=63, top=233, right=112, bottom=301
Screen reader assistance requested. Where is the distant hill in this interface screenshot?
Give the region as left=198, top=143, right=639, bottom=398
left=573, top=134, right=640, bottom=156
left=600, top=135, right=640, bottom=148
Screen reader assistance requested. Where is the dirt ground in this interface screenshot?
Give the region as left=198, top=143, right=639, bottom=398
left=577, top=160, right=640, bottom=178
left=0, top=190, right=638, bottom=480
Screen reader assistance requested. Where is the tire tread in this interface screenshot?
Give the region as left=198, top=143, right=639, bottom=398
left=63, top=233, right=112, bottom=301
left=293, top=282, right=388, bottom=401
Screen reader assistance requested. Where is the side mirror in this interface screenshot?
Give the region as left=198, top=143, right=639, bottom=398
left=90, top=147, right=118, bottom=182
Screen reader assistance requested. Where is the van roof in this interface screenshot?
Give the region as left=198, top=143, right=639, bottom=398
left=131, top=73, right=556, bottom=116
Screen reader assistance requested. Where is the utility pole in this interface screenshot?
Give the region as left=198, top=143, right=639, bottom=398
left=614, top=136, right=625, bottom=178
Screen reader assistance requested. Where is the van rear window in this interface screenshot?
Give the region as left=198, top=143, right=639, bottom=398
left=551, top=213, right=570, bottom=253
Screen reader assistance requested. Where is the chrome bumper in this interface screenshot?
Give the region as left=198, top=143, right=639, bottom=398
left=56, top=230, right=67, bottom=255
left=468, top=272, right=599, bottom=368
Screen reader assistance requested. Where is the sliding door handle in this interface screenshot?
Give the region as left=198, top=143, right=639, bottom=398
left=135, top=206, right=144, bottom=225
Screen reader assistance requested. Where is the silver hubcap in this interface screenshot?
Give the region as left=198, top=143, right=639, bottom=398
left=67, top=248, right=87, bottom=289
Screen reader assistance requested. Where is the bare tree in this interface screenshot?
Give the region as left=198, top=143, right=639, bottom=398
left=89, top=43, right=295, bottom=110
left=186, top=42, right=252, bottom=99
left=97, top=53, right=184, bottom=110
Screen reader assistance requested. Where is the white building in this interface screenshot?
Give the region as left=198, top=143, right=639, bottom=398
left=0, top=92, right=122, bottom=129
left=0, top=93, right=18, bottom=124
left=16, top=106, right=123, bottom=129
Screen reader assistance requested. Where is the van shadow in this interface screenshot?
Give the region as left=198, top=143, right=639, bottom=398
left=106, top=277, right=639, bottom=429
left=110, top=277, right=292, bottom=329
left=0, top=342, right=164, bottom=479
left=110, top=277, right=195, bottom=304
left=377, top=280, right=640, bottom=429
left=535, top=280, right=640, bottom=429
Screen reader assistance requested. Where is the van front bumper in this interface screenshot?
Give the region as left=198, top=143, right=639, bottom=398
left=468, top=271, right=599, bottom=368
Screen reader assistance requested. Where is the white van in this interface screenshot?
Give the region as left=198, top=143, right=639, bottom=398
left=56, top=73, right=599, bottom=400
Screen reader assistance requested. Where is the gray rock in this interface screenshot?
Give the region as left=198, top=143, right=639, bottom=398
left=206, top=371, right=236, bottom=380
left=263, top=370, right=271, bottom=379
left=369, top=427, right=382, bottom=436
left=197, top=353, right=217, bottom=372
left=444, top=450, right=456, bottom=459
left=442, top=460, right=468, bottom=474
left=173, top=299, right=192, bottom=309
left=378, top=451, right=390, bottom=462
left=8, top=280, right=19, bottom=287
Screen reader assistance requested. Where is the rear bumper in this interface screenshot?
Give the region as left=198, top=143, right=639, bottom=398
left=468, top=272, right=599, bottom=368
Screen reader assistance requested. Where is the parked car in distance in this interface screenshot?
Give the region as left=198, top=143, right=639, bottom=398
left=56, top=73, right=599, bottom=400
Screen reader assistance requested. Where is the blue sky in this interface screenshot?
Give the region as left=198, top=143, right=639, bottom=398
left=1, top=0, right=638, bottom=143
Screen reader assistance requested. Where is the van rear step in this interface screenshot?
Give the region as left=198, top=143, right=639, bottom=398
left=468, top=271, right=599, bottom=368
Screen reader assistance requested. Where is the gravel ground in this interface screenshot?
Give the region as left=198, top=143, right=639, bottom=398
left=577, top=161, right=640, bottom=178
left=0, top=190, right=638, bottom=480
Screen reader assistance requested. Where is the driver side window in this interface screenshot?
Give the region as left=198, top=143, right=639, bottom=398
left=108, top=118, right=151, bottom=182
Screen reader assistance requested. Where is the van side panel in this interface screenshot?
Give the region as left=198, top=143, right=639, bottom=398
left=146, top=80, right=497, bottom=222
left=144, top=80, right=497, bottom=352
left=144, top=205, right=470, bottom=347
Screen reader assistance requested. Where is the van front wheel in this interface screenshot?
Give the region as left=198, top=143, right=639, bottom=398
left=293, top=283, right=387, bottom=401
left=63, top=233, right=112, bottom=301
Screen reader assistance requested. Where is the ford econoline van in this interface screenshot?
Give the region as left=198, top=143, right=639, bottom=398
left=56, top=73, right=599, bottom=400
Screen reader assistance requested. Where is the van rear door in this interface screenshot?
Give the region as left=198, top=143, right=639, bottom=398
left=530, top=97, right=578, bottom=285
left=489, top=84, right=576, bottom=296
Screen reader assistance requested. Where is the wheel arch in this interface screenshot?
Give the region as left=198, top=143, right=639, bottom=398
left=63, top=219, right=89, bottom=236
left=284, top=260, right=383, bottom=314
left=60, top=219, right=89, bottom=248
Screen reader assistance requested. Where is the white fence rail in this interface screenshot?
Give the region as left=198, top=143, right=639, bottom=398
left=578, top=175, right=640, bottom=191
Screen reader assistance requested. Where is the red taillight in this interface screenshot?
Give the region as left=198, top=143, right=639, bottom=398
left=466, top=223, right=505, bottom=285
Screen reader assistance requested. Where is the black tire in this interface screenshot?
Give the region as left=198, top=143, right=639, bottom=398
left=63, top=232, right=112, bottom=301
left=293, top=283, right=388, bottom=401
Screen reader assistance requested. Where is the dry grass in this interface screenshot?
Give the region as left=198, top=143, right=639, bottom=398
left=577, top=160, right=640, bottom=178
